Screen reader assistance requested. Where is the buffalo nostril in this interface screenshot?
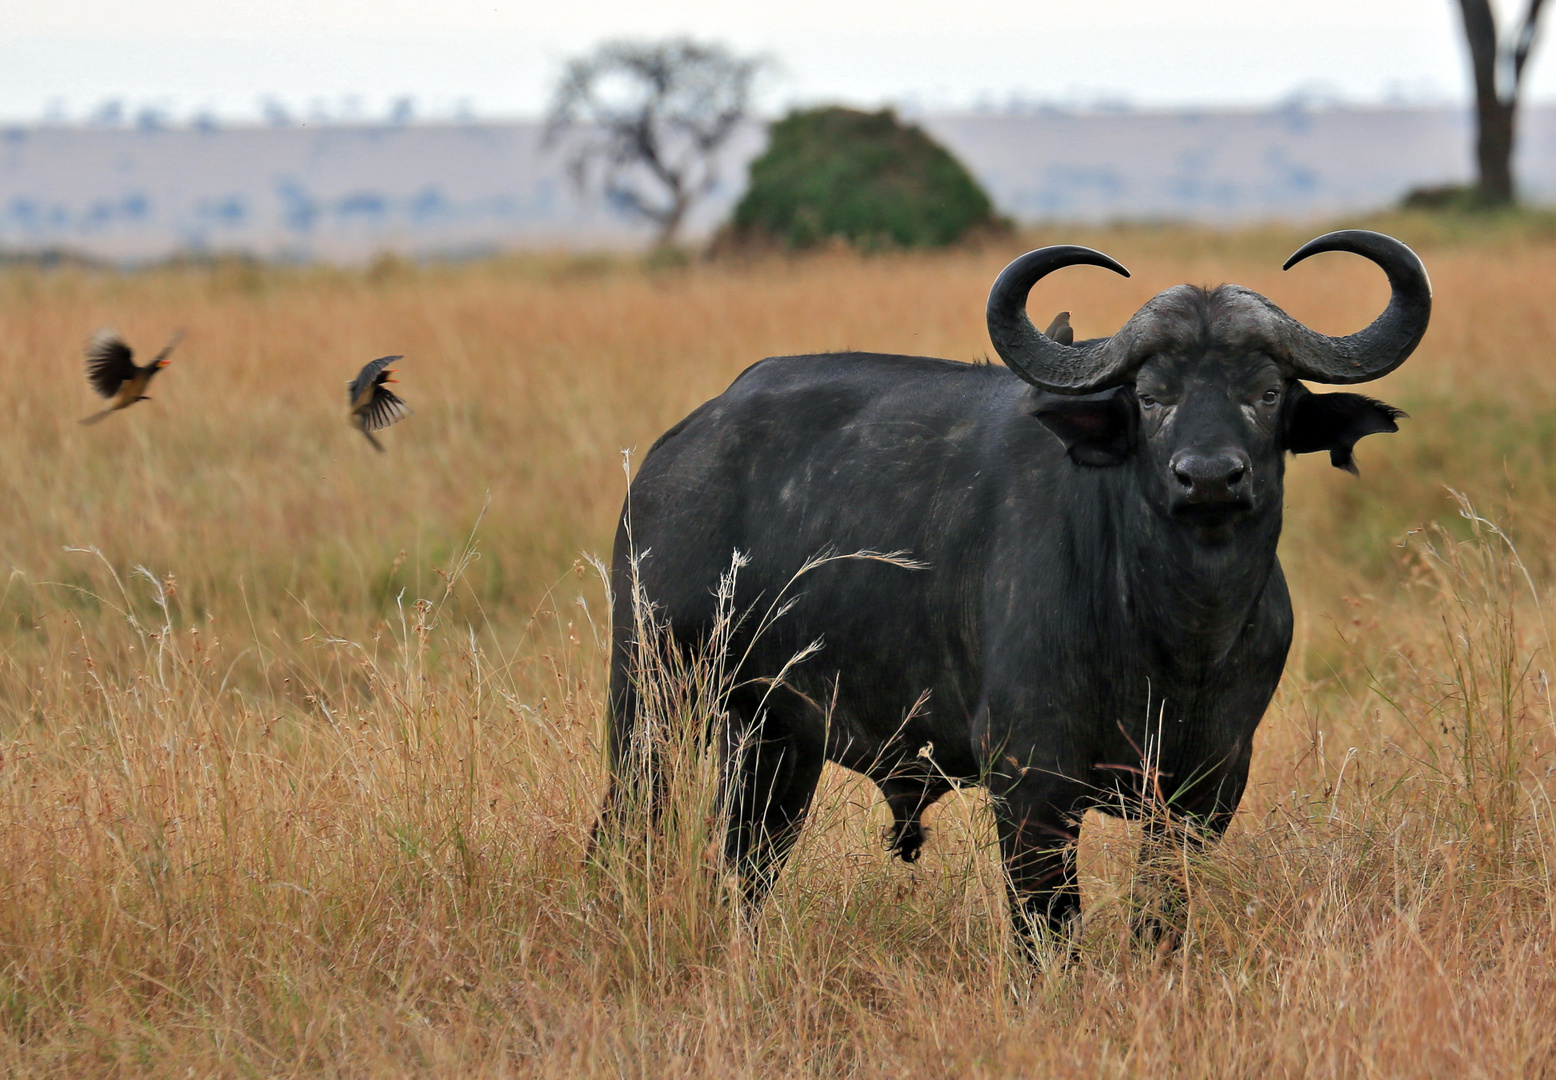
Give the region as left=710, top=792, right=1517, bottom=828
left=1170, top=450, right=1250, bottom=503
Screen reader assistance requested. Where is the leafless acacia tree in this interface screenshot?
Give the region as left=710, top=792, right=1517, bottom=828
left=1454, top=0, right=1548, bottom=204
left=546, top=39, right=763, bottom=247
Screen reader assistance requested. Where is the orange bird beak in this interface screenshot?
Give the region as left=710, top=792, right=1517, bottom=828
left=384, top=371, right=398, bottom=383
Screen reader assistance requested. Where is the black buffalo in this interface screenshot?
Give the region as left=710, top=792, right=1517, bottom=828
left=597, top=230, right=1430, bottom=949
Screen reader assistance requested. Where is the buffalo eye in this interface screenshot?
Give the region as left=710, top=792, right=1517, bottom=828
left=1261, top=388, right=1280, bottom=405
left=1138, top=393, right=1157, bottom=408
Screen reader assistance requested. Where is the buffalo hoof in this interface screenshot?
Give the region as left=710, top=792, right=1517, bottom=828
left=1130, top=911, right=1185, bottom=954
left=1013, top=910, right=1084, bottom=969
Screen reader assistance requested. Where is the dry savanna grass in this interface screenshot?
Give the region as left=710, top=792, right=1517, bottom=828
left=1, top=218, right=1556, bottom=1075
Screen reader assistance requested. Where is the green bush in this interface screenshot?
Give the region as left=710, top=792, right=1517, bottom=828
left=731, top=107, right=1003, bottom=250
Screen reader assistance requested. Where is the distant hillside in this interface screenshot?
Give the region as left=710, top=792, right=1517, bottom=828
left=924, top=106, right=1556, bottom=223
left=1, top=106, right=1551, bottom=262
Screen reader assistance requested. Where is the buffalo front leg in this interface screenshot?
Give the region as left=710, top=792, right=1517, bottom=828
left=879, top=778, right=950, bottom=863
left=994, top=774, right=1089, bottom=959
left=1131, top=806, right=1234, bottom=949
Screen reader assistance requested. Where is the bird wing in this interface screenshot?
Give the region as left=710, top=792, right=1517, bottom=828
left=152, top=329, right=185, bottom=363
left=348, top=354, right=403, bottom=409
left=361, top=386, right=412, bottom=432
left=84, top=331, right=137, bottom=398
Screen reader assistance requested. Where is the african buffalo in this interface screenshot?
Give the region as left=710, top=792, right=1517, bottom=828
left=597, top=230, right=1430, bottom=950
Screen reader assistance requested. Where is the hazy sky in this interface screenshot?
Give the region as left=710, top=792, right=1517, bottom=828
left=1, top=0, right=1548, bottom=123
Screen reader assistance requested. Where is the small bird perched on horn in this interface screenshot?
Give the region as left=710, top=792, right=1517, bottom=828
left=1044, top=311, right=1074, bottom=346
left=80, top=329, right=182, bottom=424
left=348, top=355, right=410, bottom=451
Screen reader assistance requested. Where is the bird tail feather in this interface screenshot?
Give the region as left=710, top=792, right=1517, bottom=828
left=79, top=410, right=111, bottom=426
left=362, top=428, right=385, bottom=453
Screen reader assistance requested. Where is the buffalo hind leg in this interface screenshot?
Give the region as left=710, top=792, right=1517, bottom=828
left=722, top=702, right=825, bottom=913
left=995, top=774, right=1089, bottom=960
left=587, top=669, right=659, bottom=861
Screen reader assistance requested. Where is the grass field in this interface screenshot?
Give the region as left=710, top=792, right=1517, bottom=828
left=1, top=217, right=1555, bottom=1075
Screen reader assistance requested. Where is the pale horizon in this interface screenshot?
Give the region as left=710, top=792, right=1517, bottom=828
left=2, top=0, right=1550, bottom=126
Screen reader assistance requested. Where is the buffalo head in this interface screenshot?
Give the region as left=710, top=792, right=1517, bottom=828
left=986, top=230, right=1429, bottom=540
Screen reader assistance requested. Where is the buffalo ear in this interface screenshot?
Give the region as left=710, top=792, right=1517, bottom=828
left=1035, top=388, right=1137, bottom=467
left=1284, top=383, right=1406, bottom=475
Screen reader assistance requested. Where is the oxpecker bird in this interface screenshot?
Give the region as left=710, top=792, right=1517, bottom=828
left=80, top=329, right=182, bottom=424
left=1044, top=311, right=1074, bottom=346
left=348, top=354, right=410, bottom=451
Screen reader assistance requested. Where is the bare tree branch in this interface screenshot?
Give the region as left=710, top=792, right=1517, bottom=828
left=1512, top=0, right=1549, bottom=94
left=1457, top=0, right=1501, bottom=100
left=545, top=39, right=764, bottom=247
left=1453, top=0, right=1550, bottom=203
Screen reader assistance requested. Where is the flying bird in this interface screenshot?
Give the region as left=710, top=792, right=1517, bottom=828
left=80, top=329, right=182, bottom=425
left=348, top=354, right=410, bottom=451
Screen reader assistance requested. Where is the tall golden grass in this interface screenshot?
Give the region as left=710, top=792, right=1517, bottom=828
left=1, top=220, right=1555, bottom=1075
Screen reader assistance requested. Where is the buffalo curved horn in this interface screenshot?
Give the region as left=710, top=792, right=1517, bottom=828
left=986, top=245, right=1135, bottom=394
left=1273, top=229, right=1432, bottom=384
